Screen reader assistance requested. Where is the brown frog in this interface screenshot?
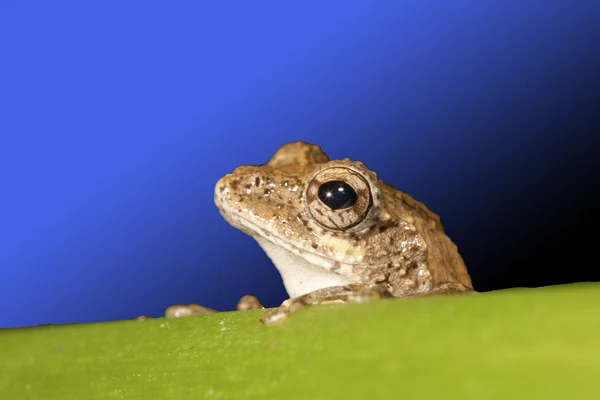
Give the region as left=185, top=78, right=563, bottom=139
left=213, top=141, right=474, bottom=325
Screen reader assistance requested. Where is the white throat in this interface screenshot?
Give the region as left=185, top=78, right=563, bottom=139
left=254, top=237, right=354, bottom=298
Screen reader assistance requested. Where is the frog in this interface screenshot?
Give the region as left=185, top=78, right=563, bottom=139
left=214, top=141, right=475, bottom=325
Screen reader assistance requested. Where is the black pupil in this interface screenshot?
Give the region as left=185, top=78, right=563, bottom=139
left=317, top=180, right=357, bottom=210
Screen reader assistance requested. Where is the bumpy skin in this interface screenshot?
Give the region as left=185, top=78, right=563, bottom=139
left=214, top=141, right=474, bottom=325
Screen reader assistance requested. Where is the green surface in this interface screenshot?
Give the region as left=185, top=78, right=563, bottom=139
left=1, top=284, right=600, bottom=399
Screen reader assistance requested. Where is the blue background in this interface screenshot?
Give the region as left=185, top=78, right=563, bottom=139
left=1, top=2, right=598, bottom=328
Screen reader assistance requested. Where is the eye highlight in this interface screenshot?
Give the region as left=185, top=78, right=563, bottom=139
left=317, top=180, right=357, bottom=210
left=305, top=166, right=374, bottom=231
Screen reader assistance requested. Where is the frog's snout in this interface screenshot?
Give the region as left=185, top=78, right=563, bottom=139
left=214, top=166, right=260, bottom=210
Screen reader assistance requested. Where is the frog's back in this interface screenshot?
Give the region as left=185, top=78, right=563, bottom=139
left=380, top=182, right=473, bottom=291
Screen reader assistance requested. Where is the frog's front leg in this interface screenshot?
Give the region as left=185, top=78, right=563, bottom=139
left=259, top=281, right=474, bottom=326
left=259, top=284, right=393, bottom=326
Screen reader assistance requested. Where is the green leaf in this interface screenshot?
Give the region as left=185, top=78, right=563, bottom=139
left=2, top=283, right=599, bottom=399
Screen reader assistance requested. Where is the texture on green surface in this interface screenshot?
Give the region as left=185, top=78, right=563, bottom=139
left=1, top=283, right=599, bottom=399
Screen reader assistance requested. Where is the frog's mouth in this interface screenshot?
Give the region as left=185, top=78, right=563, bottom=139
left=216, top=203, right=325, bottom=257
left=217, top=204, right=363, bottom=297
left=216, top=201, right=364, bottom=273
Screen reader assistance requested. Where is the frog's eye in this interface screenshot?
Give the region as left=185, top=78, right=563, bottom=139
left=317, top=180, right=357, bottom=210
left=305, top=167, right=374, bottom=231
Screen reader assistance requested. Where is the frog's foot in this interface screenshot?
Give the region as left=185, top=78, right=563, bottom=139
left=236, top=294, right=264, bottom=311
left=163, top=296, right=264, bottom=319
left=164, top=304, right=217, bottom=318
left=259, top=284, right=393, bottom=326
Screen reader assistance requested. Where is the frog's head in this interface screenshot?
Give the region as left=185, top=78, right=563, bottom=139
left=214, top=141, right=433, bottom=297
left=214, top=141, right=387, bottom=234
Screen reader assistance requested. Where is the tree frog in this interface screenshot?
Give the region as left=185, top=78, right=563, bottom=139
left=214, top=141, right=474, bottom=325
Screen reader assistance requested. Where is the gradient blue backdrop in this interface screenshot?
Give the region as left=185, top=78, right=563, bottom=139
left=1, top=1, right=598, bottom=328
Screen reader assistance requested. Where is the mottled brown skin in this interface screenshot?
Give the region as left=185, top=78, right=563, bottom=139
left=214, top=141, right=474, bottom=325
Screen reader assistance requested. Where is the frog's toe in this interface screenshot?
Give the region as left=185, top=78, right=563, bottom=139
left=259, top=307, right=289, bottom=326
left=236, top=294, right=264, bottom=311
left=164, top=304, right=216, bottom=318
